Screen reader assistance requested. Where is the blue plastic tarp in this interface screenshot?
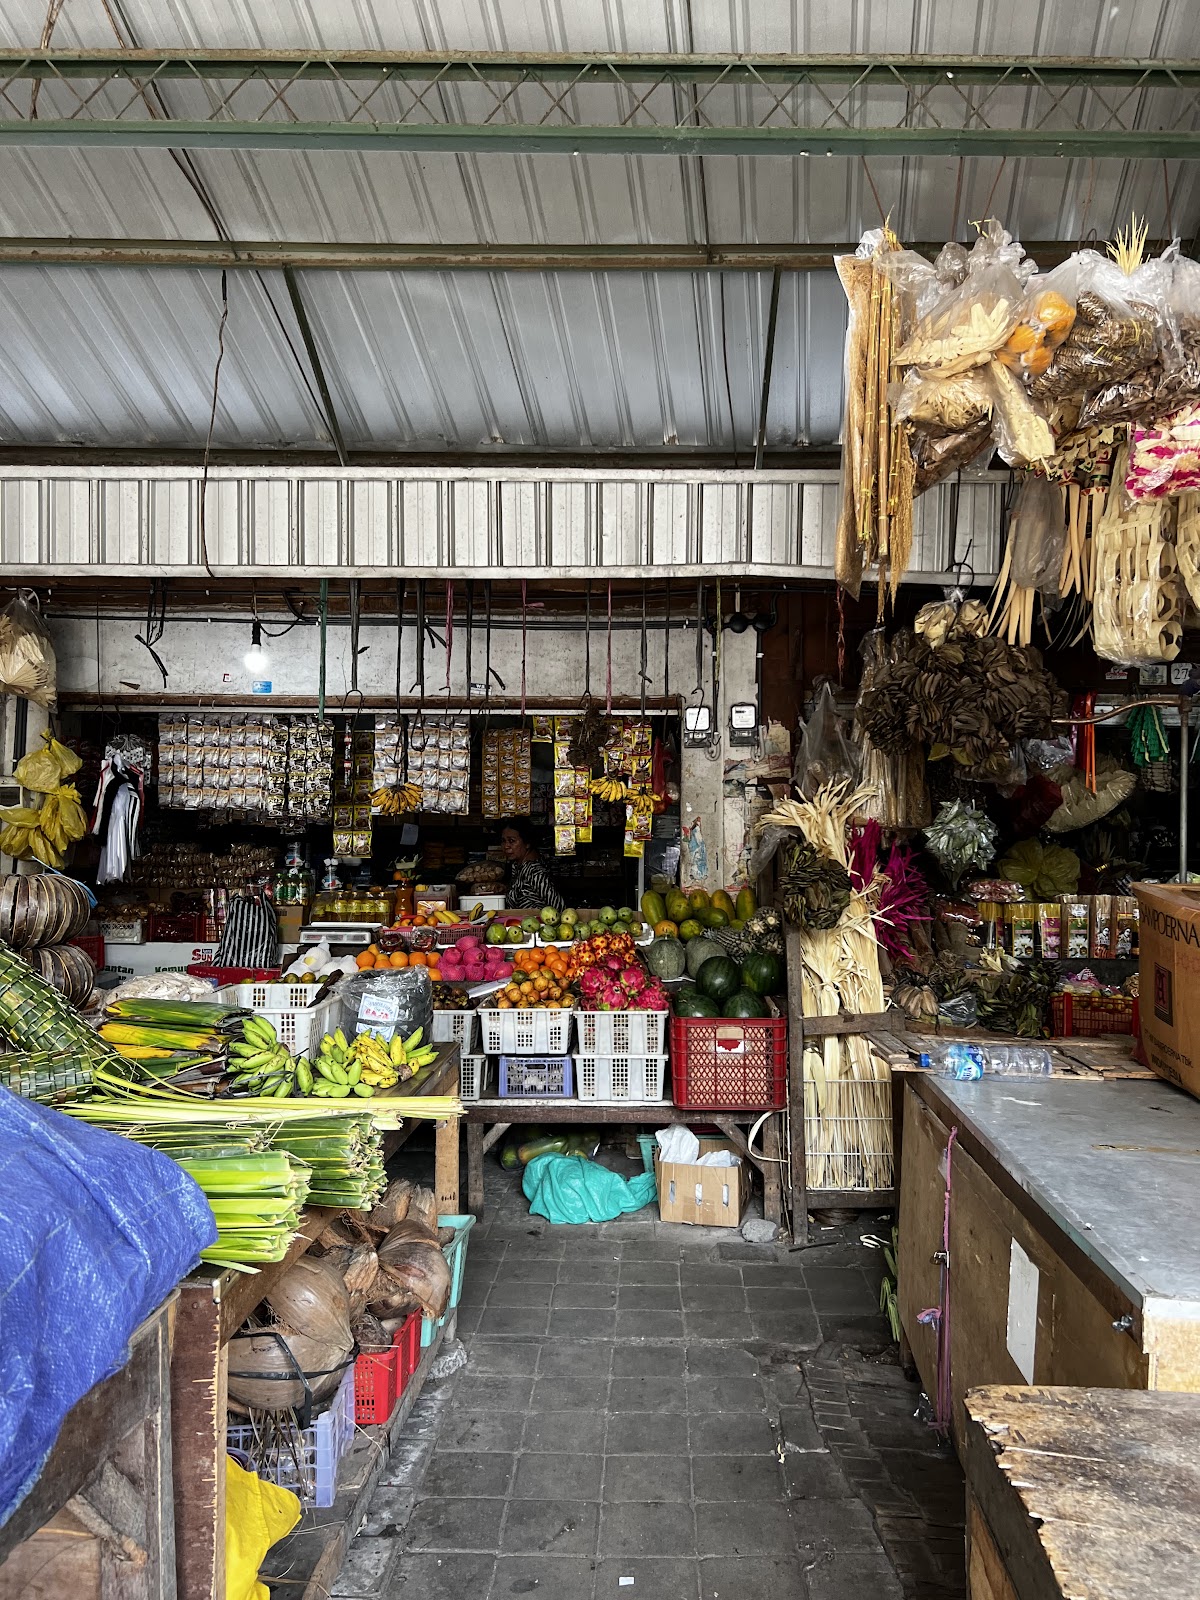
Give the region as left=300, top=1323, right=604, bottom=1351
left=0, top=1088, right=216, bottom=1529
left=522, top=1152, right=657, bottom=1225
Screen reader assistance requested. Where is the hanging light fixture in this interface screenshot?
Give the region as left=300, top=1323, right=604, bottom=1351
left=244, top=593, right=270, bottom=674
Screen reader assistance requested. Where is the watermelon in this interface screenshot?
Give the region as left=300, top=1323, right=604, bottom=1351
left=685, top=936, right=724, bottom=978
left=696, top=956, right=742, bottom=1003
left=722, top=989, right=767, bottom=1018
left=741, top=952, right=783, bottom=996
left=673, top=985, right=720, bottom=1019
left=645, top=936, right=687, bottom=981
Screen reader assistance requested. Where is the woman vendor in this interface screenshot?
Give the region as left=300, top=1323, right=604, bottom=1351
left=499, top=820, right=564, bottom=913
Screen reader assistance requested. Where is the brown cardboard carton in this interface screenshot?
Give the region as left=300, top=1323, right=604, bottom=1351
left=1135, top=882, right=1200, bottom=1099
left=655, top=1137, right=750, bottom=1228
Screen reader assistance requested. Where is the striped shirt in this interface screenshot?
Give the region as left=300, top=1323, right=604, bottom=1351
left=506, top=857, right=564, bottom=913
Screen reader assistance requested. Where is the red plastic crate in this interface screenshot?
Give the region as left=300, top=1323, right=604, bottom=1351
left=353, top=1348, right=398, bottom=1426
left=669, top=1012, right=788, bottom=1110
left=148, top=912, right=203, bottom=942
left=1051, top=993, right=1140, bottom=1038
left=393, top=1311, right=422, bottom=1396
left=187, top=963, right=282, bottom=987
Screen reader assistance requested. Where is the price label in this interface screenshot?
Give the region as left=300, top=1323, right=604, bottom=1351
left=357, top=991, right=400, bottom=1041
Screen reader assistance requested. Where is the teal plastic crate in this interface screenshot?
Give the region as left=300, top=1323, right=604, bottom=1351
left=420, top=1213, right=476, bottom=1348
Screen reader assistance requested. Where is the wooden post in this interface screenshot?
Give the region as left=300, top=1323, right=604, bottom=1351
left=467, top=1122, right=486, bottom=1219
left=785, top=926, right=809, bottom=1243
left=435, top=1060, right=462, bottom=1215
left=171, top=1285, right=225, bottom=1600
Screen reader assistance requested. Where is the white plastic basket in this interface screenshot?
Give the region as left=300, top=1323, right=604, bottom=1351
left=478, top=1007, right=575, bottom=1055
left=575, top=1054, right=667, bottom=1102
left=218, top=985, right=339, bottom=1056
left=575, top=1009, right=668, bottom=1057
left=432, top=1009, right=478, bottom=1050
left=459, top=1054, right=491, bottom=1100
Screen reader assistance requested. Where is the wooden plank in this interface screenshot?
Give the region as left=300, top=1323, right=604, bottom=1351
left=785, top=927, right=808, bottom=1245
left=466, top=1099, right=696, bottom=1123
left=761, top=1113, right=783, bottom=1227
left=807, top=1187, right=896, bottom=1209
left=0, top=1299, right=176, bottom=1563
left=171, top=1286, right=224, bottom=1600
left=799, top=1010, right=892, bottom=1037
left=967, top=1497, right=1020, bottom=1600
left=467, top=1121, right=486, bottom=1218
left=897, top=1082, right=949, bottom=1411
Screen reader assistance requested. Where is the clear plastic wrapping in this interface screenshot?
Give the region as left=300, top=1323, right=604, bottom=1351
left=0, top=591, right=56, bottom=709
left=1008, top=474, right=1066, bottom=592
left=910, top=417, right=993, bottom=494
left=1028, top=252, right=1163, bottom=402
left=892, top=369, right=993, bottom=435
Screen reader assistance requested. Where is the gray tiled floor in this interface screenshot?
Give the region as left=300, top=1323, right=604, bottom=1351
left=340, top=1154, right=965, bottom=1600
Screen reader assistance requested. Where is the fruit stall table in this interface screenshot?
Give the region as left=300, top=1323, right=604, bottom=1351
left=171, top=1043, right=461, bottom=1600
left=465, top=1100, right=789, bottom=1226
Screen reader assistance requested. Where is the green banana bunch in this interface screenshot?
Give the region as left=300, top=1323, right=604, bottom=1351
left=226, top=1015, right=298, bottom=1098
left=302, top=1025, right=439, bottom=1099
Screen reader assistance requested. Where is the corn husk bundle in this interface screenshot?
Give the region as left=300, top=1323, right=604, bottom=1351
left=0, top=593, right=56, bottom=708
left=856, top=628, right=1055, bottom=768
left=1092, top=448, right=1183, bottom=665
left=229, top=1255, right=353, bottom=1412
left=835, top=231, right=917, bottom=605
left=762, top=784, right=892, bottom=1193
left=0, top=871, right=91, bottom=949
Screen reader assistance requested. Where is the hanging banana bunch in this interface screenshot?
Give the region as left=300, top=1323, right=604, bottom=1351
left=371, top=783, right=423, bottom=817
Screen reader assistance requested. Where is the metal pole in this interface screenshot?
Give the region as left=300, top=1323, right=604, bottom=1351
left=754, top=266, right=782, bottom=473
left=317, top=578, right=328, bottom=720
left=283, top=267, right=349, bottom=466
left=1181, top=695, right=1190, bottom=883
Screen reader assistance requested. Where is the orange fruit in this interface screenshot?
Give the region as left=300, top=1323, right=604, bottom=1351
left=355, top=951, right=375, bottom=969
left=408, top=951, right=428, bottom=967
left=389, top=951, right=409, bottom=968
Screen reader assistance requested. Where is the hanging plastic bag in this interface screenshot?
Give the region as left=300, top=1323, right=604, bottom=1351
left=0, top=591, right=56, bottom=709
left=895, top=222, right=1030, bottom=377
left=1029, top=250, right=1163, bottom=403
left=14, top=731, right=79, bottom=794
left=1008, top=475, right=1066, bottom=593
left=793, top=683, right=858, bottom=798
left=996, top=261, right=1080, bottom=378
left=892, top=369, right=993, bottom=436
left=910, top=417, right=994, bottom=494
left=1156, top=251, right=1200, bottom=411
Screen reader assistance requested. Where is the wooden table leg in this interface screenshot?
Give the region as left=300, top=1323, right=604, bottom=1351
left=762, top=1113, right=783, bottom=1226
left=435, top=1063, right=461, bottom=1215
left=172, top=1284, right=226, bottom=1600
left=467, top=1122, right=486, bottom=1220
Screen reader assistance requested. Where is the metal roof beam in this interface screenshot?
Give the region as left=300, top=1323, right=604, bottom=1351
left=0, top=238, right=1091, bottom=270
left=0, top=50, right=1196, bottom=158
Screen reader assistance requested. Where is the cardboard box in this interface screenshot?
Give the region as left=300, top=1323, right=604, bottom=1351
left=1135, top=882, right=1200, bottom=1098
left=655, top=1137, right=750, bottom=1228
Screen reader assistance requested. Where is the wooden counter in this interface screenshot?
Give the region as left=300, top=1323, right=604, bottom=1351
left=898, top=1073, right=1200, bottom=1449
left=964, top=1385, right=1200, bottom=1600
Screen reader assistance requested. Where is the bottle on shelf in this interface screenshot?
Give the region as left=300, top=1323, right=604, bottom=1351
left=918, top=1041, right=1053, bottom=1080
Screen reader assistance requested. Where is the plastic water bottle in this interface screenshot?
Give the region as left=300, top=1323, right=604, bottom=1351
left=918, top=1041, right=1053, bottom=1079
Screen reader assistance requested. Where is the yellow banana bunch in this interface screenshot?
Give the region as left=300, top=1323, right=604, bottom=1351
left=372, top=783, right=423, bottom=816
left=590, top=776, right=628, bottom=801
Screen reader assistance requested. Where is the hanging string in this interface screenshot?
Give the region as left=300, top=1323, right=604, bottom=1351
left=520, top=579, right=528, bottom=716
left=443, top=579, right=454, bottom=694
left=836, top=586, right=847, bottom=685
left=584, top=580, right=592, bottom=698
left=606, top=580, right=613, bottom=713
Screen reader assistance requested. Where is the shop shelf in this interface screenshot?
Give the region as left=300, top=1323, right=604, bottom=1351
left=575, top=1054, right=667, bottom=1102
left=498, top=1055, right=574, bottom=1097
left=669, top=1011, right=787, bottom=1111
left=227, top=1363, right=355, bottom=1509
left=431, top=1009, right=478, bottom=1049
left=421, top=1215, right=476, bottom=1349
left=575, top=1009, right=668, bottom=1056
left=479, top=1006, right=575, bottom=1055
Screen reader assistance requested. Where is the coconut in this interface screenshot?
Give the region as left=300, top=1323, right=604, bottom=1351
left=366, top=1177, right=413, bottom=1234
left=371, top=1228, right=451, bottom=1321
left=227, top=1255, right=353, bottom=1413
left=407, top=1185, right=438, bottom=1232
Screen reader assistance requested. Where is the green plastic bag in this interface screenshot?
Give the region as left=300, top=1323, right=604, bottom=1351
left=522, top=1153, right=657, bottom=1225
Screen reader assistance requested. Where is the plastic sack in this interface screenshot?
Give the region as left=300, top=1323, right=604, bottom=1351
left=1127, top=401, right=1200, bottom=499
left=0, top=592, right=56, bottom=709
left=339, top=966, right=433, bottom=1044
left=1008, top=474, right=1066, bottom=592
left=911, top=417, right=994, bottom=494
left=0, top=1088, right=216, bottom=1528
left=895, top=223, right=1029, bottom=377
left=1029, top=251, right=1163, bottom=402
left=522, top=1152, right=656, bottom=1225
left=892, top=369, right=993, bottom=436
left=996, top=263, right=1080, bottom=377
left=987, top=361, right=1055, bottom=466
left=793, top=683, right=858, bottom=797
left=13, top=732, right=77, bottom=795
left=226, top=1458, right=301, bottom=1600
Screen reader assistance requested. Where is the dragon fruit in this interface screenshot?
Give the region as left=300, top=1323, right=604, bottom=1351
left=579, top=967, right=607, bottom=998
left=599, top=980, right=627, bottom=1010
left=620, top=965, right=645, bottom=994
left=638, top=982, right=669, bottom=1012
left=603, top=955, right=623, bottom=974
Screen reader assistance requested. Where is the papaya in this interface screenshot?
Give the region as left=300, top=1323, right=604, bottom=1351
left=654, top=919, right=679, bottom=939
left=688, top=888, right=711, bottom=914
left=711, top=889, right=736, bottom=921
left=703, top=908, right=728, bottom=928
left=735, top=886, right=758, bottom=922
left=640, top=890, right=667, bottom=927
left=665, top=889, right=691, bottom=924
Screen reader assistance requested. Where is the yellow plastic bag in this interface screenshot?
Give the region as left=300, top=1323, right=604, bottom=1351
left=39, top=784, right=88, bottom=851
left=225, top=1457, right=301, bottom=1600
left=14, top=731, right=78, bottom=794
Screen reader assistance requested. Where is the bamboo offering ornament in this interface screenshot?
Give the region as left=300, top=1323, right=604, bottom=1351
left=759, top=784, right=892, bottom=1193
left=835, top=231, right=916, bottom=607
left=1092, top=445, right=1183, bottom=664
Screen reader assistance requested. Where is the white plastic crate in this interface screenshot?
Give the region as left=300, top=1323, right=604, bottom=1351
left=226, top=1363, right=355, bottom=1509
left=478, top=1007, right=575, bottom=1055
left=459, top=1054, right=491, bottom=1100
left=575, top=1009, right=668, bottom=1056
left=218, top=984, right=339, bottom=1056
left=432, top=1009, right=478, bottom=1050
left=575, top=1054, right=668, bottom=1102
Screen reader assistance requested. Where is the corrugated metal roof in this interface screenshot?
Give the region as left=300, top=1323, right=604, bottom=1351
left=0, top=0, right=1196, bottom=452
